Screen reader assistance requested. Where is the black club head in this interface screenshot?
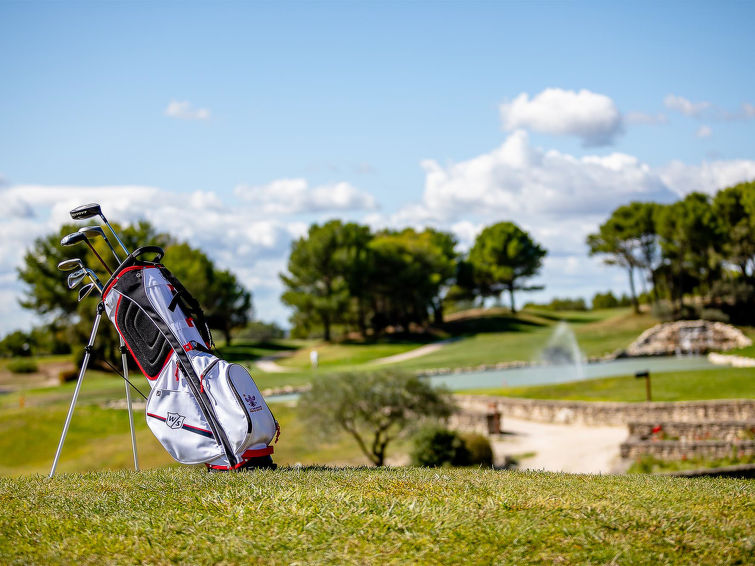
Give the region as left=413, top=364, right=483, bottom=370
left=61, top=232, right=89, bottom=247
left=70, top=203, right=102, bottom=220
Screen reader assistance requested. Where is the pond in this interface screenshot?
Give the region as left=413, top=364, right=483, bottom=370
left=266, top=355, right=717, bottom=402
left=427, top=355, right=716, bottom=392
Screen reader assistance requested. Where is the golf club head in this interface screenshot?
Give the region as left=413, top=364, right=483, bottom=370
left=78, top=283, right=96, bottom=301
left=70, top=203, right=102, bottom=220
left=61, top=232, right=89, bottom=247
left=78, top=225, right=106, bottom=237
left=57, top=258, right=84, bottom=272
left=67, top=269, right=87, bottom=289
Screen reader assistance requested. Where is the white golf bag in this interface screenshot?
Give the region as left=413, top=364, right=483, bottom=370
left=101, top=246, right=279, bottom=471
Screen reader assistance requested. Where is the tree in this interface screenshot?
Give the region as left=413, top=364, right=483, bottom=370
left=17, top=221, right=252, bottom=361
left=467, top=221, right=546, bottom=313
left=280, top=220, right=351, bottom=341
left=655, top=193, right=721, bottom=306
left=713, top=181, right=755, bottom=282
left=367, top=228, right=457, bottom=331
left=587, top=202, right=660, bottom=313
left=298, top=370, right=455, bottom=466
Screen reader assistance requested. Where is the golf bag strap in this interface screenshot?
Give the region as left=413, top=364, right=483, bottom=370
left=158, top=266, right=215, bottom=349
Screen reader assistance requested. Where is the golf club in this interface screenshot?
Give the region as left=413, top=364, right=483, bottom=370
left=78, top=226, right=121, bottom=264
left=78, top=283, right=96, bottom=301
left=69, top=203, right=130, bottom=256
left=61, top=232, right=113, bottom=275
left=67, top=269, right=87, bottom=289
left=58, top=258, right=85, bottom=272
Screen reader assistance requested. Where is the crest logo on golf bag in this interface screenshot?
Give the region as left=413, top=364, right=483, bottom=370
left=166, top=412, right=186, bottom=429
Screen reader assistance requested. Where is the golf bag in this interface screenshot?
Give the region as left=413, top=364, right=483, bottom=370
left=101, top=246, right=279, bottom=471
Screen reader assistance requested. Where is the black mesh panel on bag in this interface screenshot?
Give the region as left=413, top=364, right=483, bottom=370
left=116, top=298, right=172, bottom=378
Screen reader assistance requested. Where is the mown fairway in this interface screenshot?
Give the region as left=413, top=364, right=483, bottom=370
left=1, top=467, right=752, bottom=565
left=470, top=366, right=755, bottom=402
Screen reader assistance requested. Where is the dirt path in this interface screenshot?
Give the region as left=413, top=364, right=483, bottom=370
left=372, top=338, right=458, bottom=365
left=490, top=417, right=627, bottom=474
left=255, top=356, right=290, bottom=373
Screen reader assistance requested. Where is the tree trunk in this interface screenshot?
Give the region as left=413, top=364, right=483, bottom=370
left=627, top=266, right=639, bottom=314
left=508, top=286, right=517, bottom=314
left=322, top=312, right=331, bottom=342
left=223, top=326, right=232, bottom=346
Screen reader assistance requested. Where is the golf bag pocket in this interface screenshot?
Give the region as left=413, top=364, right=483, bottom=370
left=201, top=359, right=278, bottom=454
left=146, top=380, right=224, bottom=465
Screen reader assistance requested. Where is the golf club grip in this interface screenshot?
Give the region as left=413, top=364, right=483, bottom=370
left=132, top=246, right=165, bottom=263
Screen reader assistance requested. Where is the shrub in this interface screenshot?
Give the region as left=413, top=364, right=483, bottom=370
left=459, top=433, right=494, bottom=466
left=700, top=308, right=729, bottom=323
left=591, top=291, right=619, bottom=310
left=411, top=427, right=469, bottom=467
left=7, top=358, right=38, bottom=374
left=58, top=369, right=79, bottom=383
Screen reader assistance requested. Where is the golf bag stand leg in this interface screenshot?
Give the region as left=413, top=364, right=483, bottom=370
left=120, top=338, right=139, bottom=471
left=49, top=303, right=104, bottom=478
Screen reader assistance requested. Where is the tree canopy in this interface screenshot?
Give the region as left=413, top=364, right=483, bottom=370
left=467, top=221, right=546, bottom=313
left=17, top=221, right=253, bottom=363
left=298, top=370, right=455, bottom=466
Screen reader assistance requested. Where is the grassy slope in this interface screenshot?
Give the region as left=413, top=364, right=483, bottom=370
left=1, top=468, right=752, bottom=565
left=468, top=367, right=755, bottom=402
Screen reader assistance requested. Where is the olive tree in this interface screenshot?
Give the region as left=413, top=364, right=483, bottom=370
left=299, top=370, right=455, bottom=466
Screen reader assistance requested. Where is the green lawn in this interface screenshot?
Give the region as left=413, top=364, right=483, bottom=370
left=1, top=468, right=752, bottom=564
left=467, top=367, right=755, bottom=402
left=0, top=378, right=381, bottom=476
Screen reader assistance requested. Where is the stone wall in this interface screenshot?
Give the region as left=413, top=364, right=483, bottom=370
left=624, top=320, right=751, bottom=357
left=455, top=395, right=755, bottom=426
left=620, top=440, right=755, bottom=460
left=627, top=421, right=755, bottom=442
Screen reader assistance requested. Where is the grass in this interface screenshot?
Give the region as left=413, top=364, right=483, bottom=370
left=0, top=467, right=752, bottom=564
left=0, top=379, right=384, bottom=476
left=467, top=367, right=755, bottom=402
left=628, top=454, right=755, bottom=474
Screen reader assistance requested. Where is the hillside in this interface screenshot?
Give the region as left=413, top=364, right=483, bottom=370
left=1, top=467, right=751, bottom=564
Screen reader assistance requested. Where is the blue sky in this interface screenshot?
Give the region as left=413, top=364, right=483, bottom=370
left=1, top=1, right=754, bottom=335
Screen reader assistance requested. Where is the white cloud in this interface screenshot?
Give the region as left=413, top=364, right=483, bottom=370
left=658, top=160, right=755, bottom=197
left=408, top=130, right=674, bottom=226
left=234, top=178, right=376, bottom=215
left=164, top=99, right=211, bottom=120
left=743, top=103, right=755, bottom=118
left=696, top=125, right=712, bottom=138
left=499, top=88, right=623, bottom=146
left=663, top=94, right=710, bottom=117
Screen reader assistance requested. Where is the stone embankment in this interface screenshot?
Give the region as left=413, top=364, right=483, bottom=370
left=620, top=420, right=755, bottom=461
left=454, top=395, right=755, bottom=426
left=623, top=320, right=751, bottom=357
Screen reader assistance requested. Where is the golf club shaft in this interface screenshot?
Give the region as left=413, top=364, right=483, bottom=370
left=84, top=241, right=113, bottom=275
left=99, top=213, right=130, bottom=256
left=101, top=234, right=122, bottom=264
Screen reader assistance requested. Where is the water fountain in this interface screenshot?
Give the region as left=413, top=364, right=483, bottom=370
left=539, top=322, right=585, bottom=380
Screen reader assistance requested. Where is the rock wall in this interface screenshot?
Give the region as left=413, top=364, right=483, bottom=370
left=455, top=395, right=755, bottom=426
left=624, top=320, right=751, bottom=357
left=620, top=439, right=755, bottom=460
left=627, top=421, right=755, bottom=442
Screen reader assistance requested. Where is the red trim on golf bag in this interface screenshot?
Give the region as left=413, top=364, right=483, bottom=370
left=205, top=447, right=275, bottom=471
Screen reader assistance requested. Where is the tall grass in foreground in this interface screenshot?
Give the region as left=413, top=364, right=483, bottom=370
left=1, top=467, right=752, bottom=564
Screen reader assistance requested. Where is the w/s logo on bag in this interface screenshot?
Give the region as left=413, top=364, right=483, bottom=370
left=166, top=412, right=186, bottom=429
